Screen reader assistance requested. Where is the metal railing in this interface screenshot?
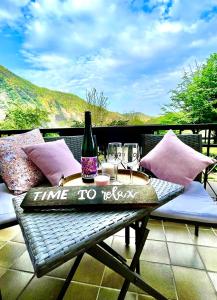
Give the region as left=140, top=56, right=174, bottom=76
left=1, top=123, right=216, bottom=153
left=1, top=123, right=216, bottom=197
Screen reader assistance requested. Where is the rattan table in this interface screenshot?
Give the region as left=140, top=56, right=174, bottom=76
left=13, top=178, right=183, bottom=300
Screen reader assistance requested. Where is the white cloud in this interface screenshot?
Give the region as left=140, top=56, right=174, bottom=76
left=2, top=0, right=217, bottom=115
left=0, top=0, right=30, bottom=27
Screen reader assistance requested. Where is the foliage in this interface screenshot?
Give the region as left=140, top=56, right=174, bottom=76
left=86, top=88, right=109, bottom=126
left=0, top=105, right=49, bottom=130
left=0, top=65, right=87, bottom=128
left=147, top=112, right=186, bottom=125
left=107, top=119, right=129, bottom=126
left=164, top=53, right=217, bottom=124
left=71, top=120, right=85, bottom=127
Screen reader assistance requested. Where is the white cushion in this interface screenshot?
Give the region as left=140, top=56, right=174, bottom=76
left=0, top=183, right=17, bottom=225
left=152, top=181, right=217, bottom=224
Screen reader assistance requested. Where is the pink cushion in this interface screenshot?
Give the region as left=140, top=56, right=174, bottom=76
left=0, top=129, right=45, bottom=194
left=23, top=139, right=81, bottom=186
left=140, top=130, right=216, bottom=186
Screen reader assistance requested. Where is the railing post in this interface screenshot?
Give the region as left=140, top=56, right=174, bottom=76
left=203, top=128, right=211, bottom=189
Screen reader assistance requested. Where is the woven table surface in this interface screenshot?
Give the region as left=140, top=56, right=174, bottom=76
left=13, top=178, right=183, bottom=277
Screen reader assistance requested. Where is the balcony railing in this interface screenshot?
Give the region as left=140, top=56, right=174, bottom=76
left=1, top=123, right=216, bottom=153
left=1, top=123, right=217, bottom=197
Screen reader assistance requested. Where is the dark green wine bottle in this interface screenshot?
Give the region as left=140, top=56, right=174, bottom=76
left=81, top=111, right=98, bottom=183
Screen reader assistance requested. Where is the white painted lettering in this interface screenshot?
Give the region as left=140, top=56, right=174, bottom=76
left=33, top=191, right=43, bottom=201
left=61, top=189, right=69, bottom=200
left=47, top=190, right=61, bottom=200
left=77, top=190, right=88, bottom=200
left=41, top=192, right=47, bottom=200
left=87, top=189, right=96, bottom=199
left=102, top=187, right=139, bottom=202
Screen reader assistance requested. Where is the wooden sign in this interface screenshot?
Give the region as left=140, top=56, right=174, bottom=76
left=21, top=184, right=159, bottom=211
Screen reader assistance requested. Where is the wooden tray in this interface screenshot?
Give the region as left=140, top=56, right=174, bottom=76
left=59, top=169, right=150, bottom=187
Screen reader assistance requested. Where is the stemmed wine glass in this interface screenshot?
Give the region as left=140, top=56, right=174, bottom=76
left=107, top=142, right=122, bottom=181
left=122, top=143, right=140, bottom=184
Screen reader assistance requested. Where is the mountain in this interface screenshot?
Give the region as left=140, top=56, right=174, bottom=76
left=123, top=112, right=151, bottom=125
left=0, top=65, right=151, bottom=127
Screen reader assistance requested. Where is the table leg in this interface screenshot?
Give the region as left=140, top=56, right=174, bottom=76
left=57, top=253, right=84, bottom=300
left=87, top=229, right=167, bottom=300
left=125, top=226, right=130, bottom=246
left=119, top=218, right=149, bottom=299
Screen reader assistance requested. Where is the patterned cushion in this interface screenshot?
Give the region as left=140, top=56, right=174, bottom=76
left=0, top=129, right=45, bottom=194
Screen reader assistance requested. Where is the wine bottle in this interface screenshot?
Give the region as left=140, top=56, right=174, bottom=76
left=81, top=111, right=98, bottom=183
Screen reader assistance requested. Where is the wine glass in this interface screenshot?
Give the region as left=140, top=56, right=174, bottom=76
left=107, top=142, right=122, bottom=181
left=122, top=143, right=140, bottom=184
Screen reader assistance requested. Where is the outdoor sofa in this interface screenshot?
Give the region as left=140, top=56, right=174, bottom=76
left=0, top=133, right=216, bottom=236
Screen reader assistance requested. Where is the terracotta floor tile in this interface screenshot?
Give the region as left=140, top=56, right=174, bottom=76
left=111, top=236, right=136, bottom=259
left=140, top=240, right=170, bottom=264
left=101, top=259, right=137, bottom=293
left=73, top=254, right=105, bottom=285
left=190, top=228, right=217, bottom=247
left=0, top=269, right=33, bottom=300
left=11, top=250, right=34, bottom=273
left=198, top=246, right=217, bottom=272
left=2, top=222, right=217, bottom=299
left=138, top=295, right=155, bottom=300
left=0, top=225, right=20, bottom=241
left=173, top=266, right=216, bottom=300
left=115, top=228, right=136, bottom=238
left=12, top=231, right=25, bottom=243
left=168, top=242, right=204, bottom=269
left=147, top=223, right=166, bottom=241
left=47, top=259, right=76, bottom=279
left=0, top=267, right=7, bottom=278
left=63, top=281, right=98, bottom=300
left=97, top=287, right=137, bottom=300
left=0, top=241, right=6, bottom=249
left=19, top=275, right=64, bottom=300
left=139, top=261, right=177, bottom=299
left=164, top=225, right=193, bottom=244
left=208, top=272, right=217, bottom=292
left=0, top=241, right=26, bottom=268
left=148, top=219, right=163, bottom=226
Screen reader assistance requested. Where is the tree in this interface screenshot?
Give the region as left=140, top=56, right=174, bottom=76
left=107, top=119, right=129, bottom=126
left=71, top=120, right=85, bottom=127
left=0, top=105, right=49, bottom=129
left=86, top=88, right=109, bottom=126
left=164, top=53, right=217, bottom=124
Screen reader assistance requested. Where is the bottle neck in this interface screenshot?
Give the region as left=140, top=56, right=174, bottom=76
left=85, top=111, right=92, bottom=129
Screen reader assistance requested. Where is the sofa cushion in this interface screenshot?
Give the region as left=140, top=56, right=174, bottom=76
left=22, top=139, right=81, bottom=186
left=151, top=180, right=217, bottom=223
left=0, top=129, right=45, bottom=194
left=0, top=183, right=17, bottom=227
left=140, top=130, right=215, bottom=186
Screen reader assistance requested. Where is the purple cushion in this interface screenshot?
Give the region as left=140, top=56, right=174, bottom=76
left=23, top=139, right=81, bottom=186
left=140, top=130, right=216, bottom=186
left=0, top=129, right=45, bottom=194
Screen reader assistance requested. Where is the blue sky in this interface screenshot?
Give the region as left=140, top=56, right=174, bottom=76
left=0, top=0, right=217, bottom=116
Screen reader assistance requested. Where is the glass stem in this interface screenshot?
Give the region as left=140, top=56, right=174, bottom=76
left=115, top=164, right=118, bottom=181
left=130, top=167, right=133, bottom=184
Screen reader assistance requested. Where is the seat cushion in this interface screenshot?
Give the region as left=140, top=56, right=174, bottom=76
left=152, top=181, right=217, bottom=224
left=0, top=183, right=17, bottom=227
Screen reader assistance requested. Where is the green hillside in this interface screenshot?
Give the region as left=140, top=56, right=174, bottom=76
left=0, top=65, right=151, bottom=127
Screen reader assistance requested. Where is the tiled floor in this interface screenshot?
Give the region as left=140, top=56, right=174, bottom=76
left=1, top=221, right=217, bottom=300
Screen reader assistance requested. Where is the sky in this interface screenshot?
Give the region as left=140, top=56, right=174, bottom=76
left=0, top=0, right=217, bottom=116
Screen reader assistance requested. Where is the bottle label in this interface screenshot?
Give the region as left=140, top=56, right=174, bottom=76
left=81, top=156, right=98, bottom=178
